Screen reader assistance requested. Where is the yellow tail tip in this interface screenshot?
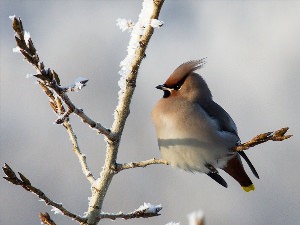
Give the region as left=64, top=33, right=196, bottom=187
left=242, top=184, right=255, bottom=192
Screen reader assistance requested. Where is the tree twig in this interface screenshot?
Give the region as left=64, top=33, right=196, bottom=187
left=2, top=164, right=87, bottom=224
left=10, top=16, right=112, bottom=139
left=40, top=81, right=95, bottom=184
left=39, top=212, right=57, bottom=225
left=233, top=127, right=292, bottom=151
left=115, top=158, right=168, bottom=172
left=99, top=203, right=162, bottom=220
left=63, top=120, right=96, bottom=184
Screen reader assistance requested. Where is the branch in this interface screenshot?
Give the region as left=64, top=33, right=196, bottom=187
left=39, top=212, right=57, bottom=225
left=100, top=203, right=162, bottom=220
left=10, top=16, right=112, bottom=139
left=115, top=158, right=168, bottom=172
left=63, top=121, right=96, bottom=184
left=85, top=1, right=165, bottom=224
left=2, top=164, right=87, bottom=224
left=39, top=81, right=95, bottom=184
left=233, top=127, right=292, bottom=151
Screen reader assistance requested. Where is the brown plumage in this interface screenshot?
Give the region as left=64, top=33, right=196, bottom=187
left=152, top=59, right=259, bottom=191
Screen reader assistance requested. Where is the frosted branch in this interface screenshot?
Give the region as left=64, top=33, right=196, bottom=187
left=61, top=77, right=89, bottom=92
left=85, top=1, right=165, bottom=224
left=100, top=203, right=162, bottom=220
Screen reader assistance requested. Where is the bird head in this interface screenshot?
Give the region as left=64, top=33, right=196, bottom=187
left=156, top=59, right=212, bottom=102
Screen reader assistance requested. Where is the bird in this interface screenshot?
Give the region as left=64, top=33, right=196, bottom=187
left=151, top=59, right=259, bottom=192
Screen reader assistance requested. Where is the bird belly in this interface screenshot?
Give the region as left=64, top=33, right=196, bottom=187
left=159, top=139, right=234, bottom=173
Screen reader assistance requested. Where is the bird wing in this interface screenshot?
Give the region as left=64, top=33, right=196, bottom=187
left=200, top=100, right=239, bottom=138
left=200, top=100, right=259, bottom=179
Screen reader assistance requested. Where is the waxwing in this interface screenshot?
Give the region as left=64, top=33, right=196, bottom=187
left=152, top=59, right=259, bottom=192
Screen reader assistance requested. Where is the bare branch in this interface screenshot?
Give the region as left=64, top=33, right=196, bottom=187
left=233, top=127, right=292, bottom=151
left=2, top=164, right=87, bottom=224
left=63, top=121, right=96, bottom=184
left=39, top=212, right=57, bottom=225
left=115, top=158, right=168, bottom=172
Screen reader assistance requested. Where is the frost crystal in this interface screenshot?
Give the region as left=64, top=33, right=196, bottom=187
left=151, top=19, right=164, bottom=28
left=137, top=202, right=162, bottom=214
left=63, top=77, right=89, bottom=92
left=116, top=18, right=134, bottom=32
left=83, top=211, right=88, bottom=217
left=12, top=46, right=21, bottom=53
left=26, top=73, right=34, bottom=78
left=117, top=0, right=156, bottom=100
left=73, top=77, right=88, bottom=91
left=9, top=15, right=16, bottom=20
left=24, top=31, right=31, bottom=45
left=51, top=206, right=63, bottom=214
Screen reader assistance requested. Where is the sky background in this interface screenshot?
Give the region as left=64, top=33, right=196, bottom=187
left=1, top=1, right=300, bottom=225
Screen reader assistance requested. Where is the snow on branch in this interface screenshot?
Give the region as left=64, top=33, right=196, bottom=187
left=100, top=203, right=162, bottom=220
left=85, top=1, right=165, bottom=224
left=61, top=77, right=89, bottom=92
left=116, top=18, right=134, bottom=32
left=115, top=0, right=165, bottom=120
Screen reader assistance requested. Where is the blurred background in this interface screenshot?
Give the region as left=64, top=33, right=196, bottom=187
left=1, top=1, right=300, bottom=225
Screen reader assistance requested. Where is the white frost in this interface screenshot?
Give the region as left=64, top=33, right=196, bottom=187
left=63, top=77, right=89, bottom=92
left=24, top=31, right=31, bottom=45
left=26, top=73, right=34, bottom=78
left=166, top=222, right=180, bottom=225
left=117, top=0, right=156, bottom=101
left=9, top=15, right=16, bottom=20
left=51, top=206, right=63, bottom=214
left=187, top=210, right=204, bottom=225
left=12, top=46, right=21, bottom=53
left=151, top=19, right=164, bottom=28
left=116, top=18, right=134, bottom=32
left=136, top=202, right=162, bottom=214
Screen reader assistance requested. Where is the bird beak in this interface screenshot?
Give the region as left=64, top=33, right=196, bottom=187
left=156, top=84, right=166, bottom=90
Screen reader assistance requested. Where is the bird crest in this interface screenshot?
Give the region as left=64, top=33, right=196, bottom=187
left=165, top=58, right=206, bottom=87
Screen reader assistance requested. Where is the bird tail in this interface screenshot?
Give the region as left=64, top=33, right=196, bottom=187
left=222, top=154, right=255, bottom=192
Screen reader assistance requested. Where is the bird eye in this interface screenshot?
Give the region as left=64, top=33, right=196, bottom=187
left=173, top=77, right=186, bottom=90
left=173, top=84, right=181, bottom=90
